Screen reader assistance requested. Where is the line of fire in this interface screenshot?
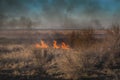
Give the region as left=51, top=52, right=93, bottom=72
left=35, top=40, right=70, bottom=49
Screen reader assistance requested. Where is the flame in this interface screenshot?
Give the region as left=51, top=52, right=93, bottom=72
left=35, top=40, right=48, bottom=48
left=53, top=40, right=60, bottom=49
left=35, top=40, right=70, bottom=50
left=61, top=42, right=69, bottom=49
left=35, top=44, right=41, bottom=48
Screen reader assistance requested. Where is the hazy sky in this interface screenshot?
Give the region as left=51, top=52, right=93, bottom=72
left=0, top=0, right=120, bottom=29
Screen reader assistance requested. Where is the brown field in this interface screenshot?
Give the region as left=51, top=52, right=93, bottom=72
left=0, top=29, right=120, bottom=80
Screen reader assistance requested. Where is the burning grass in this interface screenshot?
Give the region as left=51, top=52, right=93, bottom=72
left=0, top=42, right=119, bottom=80
left=35, top=40, right=70, bottom=49
left=0, top=28, right=120, bottom=80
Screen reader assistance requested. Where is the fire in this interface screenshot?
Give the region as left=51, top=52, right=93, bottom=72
left=35, top=44, right=41, bottom=48
left=35, top=40, right=48, bottom=48
left=61, top=42, right=70, bottom=49
left=53, top=40, right=60, bottom=49
left=35, top=40, right=70, bottom=50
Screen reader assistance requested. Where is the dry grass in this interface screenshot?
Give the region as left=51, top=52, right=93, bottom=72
left=68, top=28, right=96, bottom=49
left=0, top=27, right=120, bottom=80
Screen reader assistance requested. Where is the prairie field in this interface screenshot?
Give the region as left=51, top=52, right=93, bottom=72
left=0, top=28, right=120, bottom=80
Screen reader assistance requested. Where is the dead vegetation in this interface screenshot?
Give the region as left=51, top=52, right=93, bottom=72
left=68, top=28, right=96, bottom=49
left=0, top=26, right=120, bottom=80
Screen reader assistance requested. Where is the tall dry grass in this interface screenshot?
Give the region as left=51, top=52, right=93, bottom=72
left=0, top=26, right=120, bottom=80
left=68, top=28, right=96, bottom=49
left=33, top=25, right=120, bottom=80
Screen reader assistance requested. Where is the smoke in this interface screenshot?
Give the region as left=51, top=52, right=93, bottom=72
left=0, top=0, right=120, bottom=29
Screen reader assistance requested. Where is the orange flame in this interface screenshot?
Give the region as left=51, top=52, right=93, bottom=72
left=35, top=44, right=41, bottom=48
left=35, top=40, right=48, bottom=48
left=61, top=42, right=69, bottom=49
left=53, top=40, right=60, bottom=49
left=35, top=40, right=70, bottom=50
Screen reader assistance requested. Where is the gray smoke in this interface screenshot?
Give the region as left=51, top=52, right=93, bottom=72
left=0, top=0, right=119, bottom=29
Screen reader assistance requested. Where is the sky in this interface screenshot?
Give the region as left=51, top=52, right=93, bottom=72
left=0, top=0, right=120, bottom=29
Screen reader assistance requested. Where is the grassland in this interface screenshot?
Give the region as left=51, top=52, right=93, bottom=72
left=0, top=28, right=120, bottom=80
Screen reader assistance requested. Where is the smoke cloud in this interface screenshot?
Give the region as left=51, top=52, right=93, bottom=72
left=0, top=0, right=120, bottom=29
